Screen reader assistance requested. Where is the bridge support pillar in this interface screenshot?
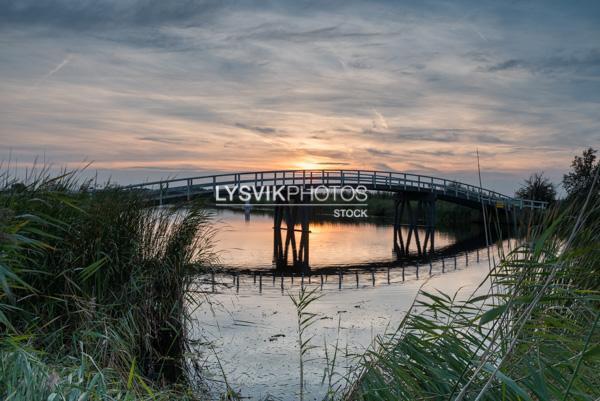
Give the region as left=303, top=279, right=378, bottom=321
left=273, top=196, right=310, bottom=272
left=393, top=192, right=436, bottom=257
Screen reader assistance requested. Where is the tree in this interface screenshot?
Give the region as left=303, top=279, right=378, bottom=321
left=515, top=172, right=556, bottom=203
left=563, top=148, right=599, bottom=198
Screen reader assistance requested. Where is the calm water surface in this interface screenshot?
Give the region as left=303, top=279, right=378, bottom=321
left=208, top=209, right=484, bottom=270
left=190, top=209, right=501, bottom=400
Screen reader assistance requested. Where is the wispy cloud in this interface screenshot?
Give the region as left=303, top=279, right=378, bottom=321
left=43, top=55, right=72, bottom=79
left=234, top=123, right=280, bottom=135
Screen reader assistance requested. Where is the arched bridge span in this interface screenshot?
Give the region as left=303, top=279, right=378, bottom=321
left=123, top=169, right=546, bottom=210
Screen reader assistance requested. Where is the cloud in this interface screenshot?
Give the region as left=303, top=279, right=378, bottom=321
left=42, top=54, right=72, bottom=80
left=366, top=147, right=395, bottom=157
left=373, top=162, right=394, bottom=171
left=484, top=49, right=600, bottom=75
left=371, top=109, right=388, bottom=129
left=315, top=161, right=350, bottom=166
left=0, top=0, right=229, bottom=30
left=137, top=135, right=207, bottom=145
left=486, top=59, right=524, bottom=72
left=230, top=23, right=389, bottom=44
left=1, top=0, right=599, bottom=195
left=361, top=128, right=507, bottom=145
left=234, top=123, right=279, bottom=135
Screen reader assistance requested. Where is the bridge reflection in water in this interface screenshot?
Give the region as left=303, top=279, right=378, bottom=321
left=217, top=211, right=509, bottom=276
left=270, top=193, right=490, bottom=273
left=208, top=239, right=514, bottom=295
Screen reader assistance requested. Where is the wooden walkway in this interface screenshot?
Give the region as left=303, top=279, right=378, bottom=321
left=122, top=169, right=547, bottom=210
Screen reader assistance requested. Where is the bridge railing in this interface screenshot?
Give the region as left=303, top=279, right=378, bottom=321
left=122, top=169, right=547, bottom=210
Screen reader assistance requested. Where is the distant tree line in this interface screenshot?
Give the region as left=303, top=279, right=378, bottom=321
left=516, top=147, right=599, bottom=203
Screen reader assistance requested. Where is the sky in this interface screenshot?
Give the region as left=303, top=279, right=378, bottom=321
left=1, top=0, right=599, bottom=194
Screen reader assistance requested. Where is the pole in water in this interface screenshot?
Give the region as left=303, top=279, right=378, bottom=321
left=466, top=252, right=469, bottom=266
left=211, top=272, right=215, bottom=293
left=355, top=271, right=359, bottom=288
left=281, top=273, right=284, bottom=290
left=476, top=148, right=492, bottom=271
left=253, top=273, right=256, bottom=284
left=442, top=258, right=445, bottom=272
left=429, top=260, right=433, bottom=275
left=454, top=255, right=457, bottom=269
left=387, top=267, right=391, bottom=284
left=259, top=273, right=262, bottom=293
left=416, top=262, right=419, bottom=279
left=477, top=248, right=480, bottom=262
left=338, top=270, right=342, bottom=290
left=273, top=272, right=276, bottom=285
left=371, top=270, right=375, bottom=286
left=236, top=274, right=240, bottom=293
left=320, top=273, right=324, bottom=288
left=301, top=273, right=304, bottom=288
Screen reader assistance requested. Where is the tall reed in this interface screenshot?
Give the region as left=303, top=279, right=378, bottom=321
left=0, top=168, right=215, bottom=399
left=290, top=286, right=322, bottom=401
left=346, top=184, right=599, bottom=400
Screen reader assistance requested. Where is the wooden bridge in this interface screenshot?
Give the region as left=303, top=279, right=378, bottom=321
left=123, top=169, right=547, bottom=271
left=123, top=169, right=547, bottom=210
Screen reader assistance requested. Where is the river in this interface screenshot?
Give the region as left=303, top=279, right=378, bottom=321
left=189, top=209, right=502, bottom=400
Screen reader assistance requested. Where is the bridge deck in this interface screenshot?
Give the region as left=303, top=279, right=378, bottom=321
left=122, top=169, right=547, bottom=210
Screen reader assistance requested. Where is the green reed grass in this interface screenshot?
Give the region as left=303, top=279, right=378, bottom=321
left=0, top=167, right=216, bottom=400
left=290, top=286, right=323, bottom=401
left=346, top=181, right=599, bottom=400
